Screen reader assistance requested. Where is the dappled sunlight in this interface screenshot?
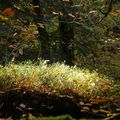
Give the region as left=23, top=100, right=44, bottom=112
left=0, top=61, right=119, bottom=100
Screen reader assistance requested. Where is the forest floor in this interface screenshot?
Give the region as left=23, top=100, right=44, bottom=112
left=0, top=89, right=120, bottom=120
left=0, top=62, right=120, bottom=120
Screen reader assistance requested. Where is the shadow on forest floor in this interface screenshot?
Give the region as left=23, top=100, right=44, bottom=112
left=0, top=89, right=120, bottom=120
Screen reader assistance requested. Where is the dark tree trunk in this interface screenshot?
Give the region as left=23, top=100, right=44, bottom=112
left=32, top=0, right=50, bottom=60
left=59, top=0, right=74, bottom=65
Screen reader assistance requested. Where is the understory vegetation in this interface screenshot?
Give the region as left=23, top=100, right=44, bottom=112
left=0, top=61, right=120, bottom=99
left=0, top=61, right=120, bottom=119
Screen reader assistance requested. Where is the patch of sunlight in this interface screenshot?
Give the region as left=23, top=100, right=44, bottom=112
left=0, top=60, right=119, bottom=99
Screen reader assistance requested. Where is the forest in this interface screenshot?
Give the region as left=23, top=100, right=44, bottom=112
left=0, top=0, right=120, bottom=119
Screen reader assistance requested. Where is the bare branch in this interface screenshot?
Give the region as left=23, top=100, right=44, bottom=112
left=97, top=0, right=114, bottom=24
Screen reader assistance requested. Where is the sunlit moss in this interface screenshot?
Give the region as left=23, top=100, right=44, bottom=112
left=0, top=60, right=119, bottom=99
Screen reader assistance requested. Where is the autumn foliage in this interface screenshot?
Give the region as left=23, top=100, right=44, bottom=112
left=2, top=8, right=14, bottom=17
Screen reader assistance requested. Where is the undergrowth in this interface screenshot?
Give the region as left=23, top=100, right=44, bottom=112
left=21, top=115, right=79, bottom=120
left=0, top=60, right=120, bottom=102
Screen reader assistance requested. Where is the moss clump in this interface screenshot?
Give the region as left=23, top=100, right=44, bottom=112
left=21, top=115, right=75, bottom=120
left=0, top=60, right=119, bottom=100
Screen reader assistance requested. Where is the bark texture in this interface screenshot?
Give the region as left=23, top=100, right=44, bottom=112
left=59, top=0, right=74, bottom=65
left=33, top=0, right=50, bottom=60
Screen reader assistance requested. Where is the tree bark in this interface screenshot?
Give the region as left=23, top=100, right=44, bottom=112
left=59, top=0, right=74, bottom=65
left=32, top=0, right=50, bottom=60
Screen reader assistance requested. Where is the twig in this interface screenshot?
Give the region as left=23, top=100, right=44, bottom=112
left=96, top=0, right=113, bottom=24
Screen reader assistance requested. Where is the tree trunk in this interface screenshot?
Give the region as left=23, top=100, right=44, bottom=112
left=59, top=0, right=74, bottom=65
left=32, top=0, right=50, bottom=60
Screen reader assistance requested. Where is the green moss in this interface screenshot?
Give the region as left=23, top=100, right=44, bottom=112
left=0, top=60, right=119, bottom=101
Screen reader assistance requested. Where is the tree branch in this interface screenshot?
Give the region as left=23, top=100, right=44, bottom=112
left=97, top=0, right=113, bottom=24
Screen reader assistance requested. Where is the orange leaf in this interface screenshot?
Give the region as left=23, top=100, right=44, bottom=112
left=73, top=79, right=79, bottom=84
left=2, top=8, right=15, bottom=17
left=100, top=83, right=111, bottom=91
left=109, top=11, right=118, bottom=16
left=92, top=109, right=100, bottom=113
left=90, top=98, right=109, bottom=104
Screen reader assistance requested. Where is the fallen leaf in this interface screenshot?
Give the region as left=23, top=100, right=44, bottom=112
left=90, top=98, right=109, bottom=104
left=85, top=103, right=92, bottom=106
left=33, top=5, right=39, bottom=8
left=37, top=23, right=45, bottom=28
left=79, top=101, right=84, bottom=106
left=92, top=109, right=100, bottom=113
left=82, top=106, right=90, bottom=111
left=99, top=109, right=111, bottom=114
left=9, top=45, right=17, bottom=49
left=0, top=40, right=6, bottom=45
left=116, top=108, right=120, bottom=111
left=19, top=48, right=23, bottom=55
left=109, top=11, right=118, bottom=16
left=63, top=0, right=70, bottom=2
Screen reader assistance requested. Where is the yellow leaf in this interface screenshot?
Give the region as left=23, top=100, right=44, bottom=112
left=0, top=14, right=8, bottom=21
left=107, top=113, right=113, bottom=117
left=116, top=108, right=120, bottom=111
left=99, top=109, right=111, bottom=114
left=0, top=65, right=3, bottom=68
